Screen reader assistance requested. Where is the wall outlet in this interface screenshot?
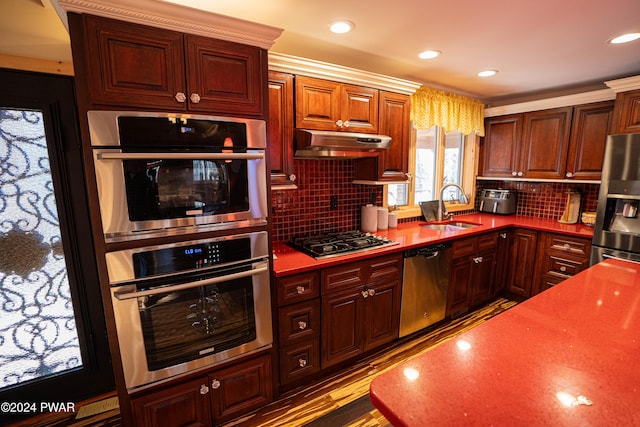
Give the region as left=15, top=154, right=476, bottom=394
left=330, top=195, right=338, bottom=210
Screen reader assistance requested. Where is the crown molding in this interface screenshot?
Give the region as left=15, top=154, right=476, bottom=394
left=605, top=75, right=640, bottom=93
left=484, top=89, right=615, bottom=117
left=53, top=0, right=283, bottom=50
left=268, top=52, right=422, bottom=95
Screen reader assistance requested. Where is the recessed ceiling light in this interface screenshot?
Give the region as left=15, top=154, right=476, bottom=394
left=478, top=70, right=498, bottom=77
left=418, top=50, right=441, bottom=60
left=609, top=33, right=640, bottom=44
left=329, top=20, right=354, bottom=34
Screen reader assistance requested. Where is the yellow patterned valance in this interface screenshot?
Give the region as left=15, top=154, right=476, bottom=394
left=410, top=87, right=485, bottom=136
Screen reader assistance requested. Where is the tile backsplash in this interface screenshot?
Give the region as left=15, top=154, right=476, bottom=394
left=271, top=159, right=382, bottom=242
left=270, top=159, right=600, bottom=242
left=476, top=180, right=599, bottom=218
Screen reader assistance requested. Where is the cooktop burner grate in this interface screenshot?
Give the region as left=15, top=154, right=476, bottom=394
left=289, top=231, right=398, bottom=259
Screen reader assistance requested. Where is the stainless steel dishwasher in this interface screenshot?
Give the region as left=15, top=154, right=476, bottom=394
left=399, top=242, right=451, bottom=337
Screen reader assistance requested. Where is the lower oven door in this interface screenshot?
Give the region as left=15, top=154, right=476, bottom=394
left=110, top=259, right=272, bottom=392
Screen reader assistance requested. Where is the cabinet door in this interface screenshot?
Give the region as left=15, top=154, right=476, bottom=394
left=611, top=89, right=640, bottom=134
left=209, top=354, right=272, bottom=423
left=185, top=35, right=265, bottom=116
left=340, top=84, right=379, bottom=133
left=480, top=114, right=522, bottom=177
left=494, top=230, right=512, bottom=295
left=363, top=279, right=401, bottom=351
left=322, top=287, right=365, bottom=368
left=506, top=229, right=538, bottom=297
left=447, top=256, right=472, bottom=316
left=566, top=101, right=614, bottom=180
left=268, top=71, right=296, bottom=189
left=131, top=377, right=212, bottom=427
left=378, top=91, right=411, bottom=180
left=470, top=249, right=497, bottom=306
left=295, top=76, right=341, bottom=130
left=78, top=14, right=186, bottom=110
left=519, top=107, right=572, bottom=179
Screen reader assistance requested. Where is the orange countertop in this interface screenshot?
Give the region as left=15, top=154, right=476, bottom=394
left=272, top=213, right=594, bottom=277
left=369, top=257, right=640, bottom=425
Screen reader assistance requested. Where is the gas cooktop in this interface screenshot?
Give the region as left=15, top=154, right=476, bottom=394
left=289, top=231, right=398, bottom=259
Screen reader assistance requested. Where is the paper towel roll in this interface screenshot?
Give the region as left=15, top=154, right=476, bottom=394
left=361, top=205, right=377, bottom=232
left=377, top=207, right=389, bottom=230
left=388, top=212, right=398, bottom=228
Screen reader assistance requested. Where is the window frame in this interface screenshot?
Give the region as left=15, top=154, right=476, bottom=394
left=385, top=125, right=479, bottom=219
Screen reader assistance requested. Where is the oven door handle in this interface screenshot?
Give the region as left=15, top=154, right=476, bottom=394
left=113, top=264, right=268, bottom=300
left=96, top=152, right=263, bottom=161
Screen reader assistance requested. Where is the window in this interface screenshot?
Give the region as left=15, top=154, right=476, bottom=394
left=386, top=126, right=477, bottom=217
left=0, top=69, right=113, bottom=424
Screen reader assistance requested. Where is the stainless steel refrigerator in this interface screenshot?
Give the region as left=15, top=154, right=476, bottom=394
left=591, top=133, right=640, bottom=264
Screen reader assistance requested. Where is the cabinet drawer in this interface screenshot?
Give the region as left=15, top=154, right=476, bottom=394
left=278, top=300, right=320, bottom=345
left=277, top=272, right=320, bottom=306
left=478, top=233, right=498, bottom=251
left=322, top=253, right=402, bottom=293
left=546, top=255, right=586, bottom=277
left=547, top=234, right=591, bottom=257
left=452, top=237, right=477, bottom=258
left=279, top=340, right=320, bottom=384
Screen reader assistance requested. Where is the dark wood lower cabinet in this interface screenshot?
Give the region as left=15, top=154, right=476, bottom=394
left=130, top=353, right=272, bottom=426
left=505, top=229, right=538, bottom=297
left=531, top=232, right=591, bottom=296
left=321, top=254, right=402, bottom=369
left=447, top=233, right=498, bottom=317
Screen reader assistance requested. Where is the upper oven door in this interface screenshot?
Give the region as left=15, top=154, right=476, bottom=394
left=88, top=111, right=267, bottom=242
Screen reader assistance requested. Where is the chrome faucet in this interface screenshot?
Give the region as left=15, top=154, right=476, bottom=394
left=437, top=183, right=469, bottom=221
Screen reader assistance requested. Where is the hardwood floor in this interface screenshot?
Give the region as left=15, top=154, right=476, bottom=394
left=222, top=298, right=517, bottom=427
left=7, top=298, right=516, bottom=427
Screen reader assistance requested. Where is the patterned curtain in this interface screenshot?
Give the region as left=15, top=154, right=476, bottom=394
left=410, top=87, right=485, bottom=136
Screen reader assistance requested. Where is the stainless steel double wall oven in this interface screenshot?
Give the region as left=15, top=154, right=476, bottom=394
left=88, top=111, right=272, bottom=392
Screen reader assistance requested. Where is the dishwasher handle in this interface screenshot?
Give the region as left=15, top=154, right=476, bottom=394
left=405, top=241, right=452, bottom=258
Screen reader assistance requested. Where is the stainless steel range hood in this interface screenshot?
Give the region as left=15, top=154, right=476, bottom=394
left=294, top=129, right=391, bottom=159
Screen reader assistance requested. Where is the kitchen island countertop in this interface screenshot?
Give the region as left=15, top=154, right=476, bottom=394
left=369, top=257, right=640, bottom=426
left=272, top=213, right=594, bottom=277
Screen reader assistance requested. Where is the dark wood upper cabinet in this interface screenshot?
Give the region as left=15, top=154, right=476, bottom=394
left=611, top=89, right=640, bottom=134
left=519, top=107, right=572, bottom=179
left=480, top=103, right=614, bottom=181
left=268, top=71, right=296, bottom=189
left=566, top=101, right=614, bottom=180
left=295, top=75, right=378, bottom=133
left=480, top=114, right=523, bottom=178
left=184, top=34, right=265, bottom=116
left=353, top=91, right=411, bottom=182
left=71, top=13, right=265, bottom=117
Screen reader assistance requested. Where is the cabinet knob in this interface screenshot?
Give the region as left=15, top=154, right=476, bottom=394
left=211, top=379, right=221, bottom=389
left=296, top=285, right=305, bottom=294
left=511, top=171, right=518, bottom=176
left=517, top=171, right=524, bottom=177
left=499, top=232, right=508, bottom=239
left=289, top=174, right=297, bottom=182
left=298, top=320, right=307, bottom=330
left=190, top=93, right=201, bottom=104
left=175, top=92, right=187, bottom=103
left=473, top=256, right=483, bottom=264
left=298, top=358, right=307, bottom=368
left=566, top=172, right=573, bottom=178
left=199, top=384, right=209, bottom=395
left=343, top=120, right=350, bottom=128
left=368, top=288, right=375, bottom=296
left=560, top=266, right=567, bottom=272
left=336, top=119, right=343, bottom=128
left=361, top=290, right=369, bottom=298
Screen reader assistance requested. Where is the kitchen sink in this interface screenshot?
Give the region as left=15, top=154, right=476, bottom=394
left=421, top=221, right=481, bottom=231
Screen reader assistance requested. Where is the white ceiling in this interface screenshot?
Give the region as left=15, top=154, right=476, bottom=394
left=3, top=0, right=640, bottom=105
